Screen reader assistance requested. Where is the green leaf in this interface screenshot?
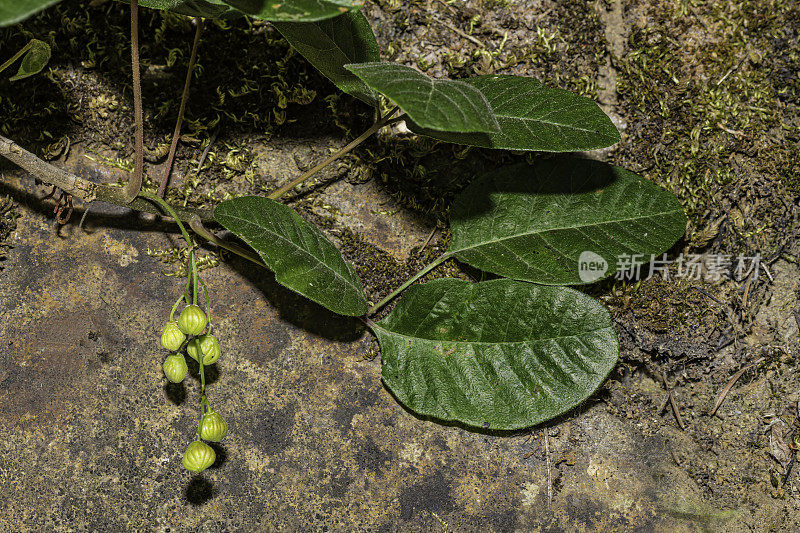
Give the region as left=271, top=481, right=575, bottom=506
left=345, top=62, right=500, bottom=133
left=8, top=39, right=50, bottom=81
left=130, top=0, right=239, bottom=18
left=273, top=11, right=380, bottom=105
left=449, top=159, right=687, bottom=285
left=372, top=278, right=618, bottom=430
left=408, top=75, right=621, bottom=151
left=0, top=0, right=61, bottom=27
left=222, top=0, right=363, bottom=22
left=214, top=196, right=368, bottom=316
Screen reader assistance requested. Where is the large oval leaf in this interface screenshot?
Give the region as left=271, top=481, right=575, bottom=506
left=134, top=0, right=362, bottom=20
left=223, top=0, right=363, bottom=22
left=0, top=0, right=61, bottom=26
left=214, top=196, right=368, bottom=316
left=135, top=0, right=239, bottom=18
left=345, top=62, right=500, bottom=133
left=449, top=159, right=687, bottom=285
left=371, top=278, right=618, bottom=430
left=408, top=75, right=621, bottom=152
left=273, top=11, right=380, bottom=105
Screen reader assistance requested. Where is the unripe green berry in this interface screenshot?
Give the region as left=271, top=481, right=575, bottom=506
left=178, top=305, right=208, bottom=336
left=199, top=411, right=228, bottom=442
left=182, top=440, right=215, bottom=473
left=163, top=354, right=188, bottom=383
left=187, top=334, right=221, bottom=365
left=160, top=323, right=186, bottom=351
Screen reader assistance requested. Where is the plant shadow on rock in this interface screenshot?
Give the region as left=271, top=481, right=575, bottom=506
left=187, top=357, right=220, bottom=386
left=368, top=139, right=521, bottom=220
left=224, top=250, right=366, bottom=343
left=2, top=3, right=375, bottom=167
left=367, top=138, right=617, bottom=225
left=207, top=442, right=228, bottom=469
left=164, top=381, right=187, bottom=405
left=184, top=475, right=215, bottom=506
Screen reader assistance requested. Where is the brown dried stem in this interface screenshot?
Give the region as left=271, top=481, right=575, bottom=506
left=157, top=18, right=204, bottom=198
left=0, top=134, right=214, bottom=224
left=123, top=0, right=144, bottom=204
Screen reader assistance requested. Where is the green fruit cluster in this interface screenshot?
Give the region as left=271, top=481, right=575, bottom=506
left=181, top=408, right=228, bottom=473
left=159, top=305, right=224, bottom=385
left=159, top=303, right=229, bottom=473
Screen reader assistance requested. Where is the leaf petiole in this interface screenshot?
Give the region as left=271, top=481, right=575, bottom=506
left=267, top=105, right=401, bottom=199
left=368, top=252, right=452, bottom=316
left=190, top=249, right=198, bottom=306
left=169, top=292, right=185, bottom=323
left=189, top=215, right=264, bottom=268
left=198, top=275, right=212, bottom=335
left=0, top=40, right=33, bottom=75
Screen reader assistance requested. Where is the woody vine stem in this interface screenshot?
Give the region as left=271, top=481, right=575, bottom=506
left=0, top=111, right=448, bottom=319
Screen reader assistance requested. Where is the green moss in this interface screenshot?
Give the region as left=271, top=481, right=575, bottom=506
left=615, top=0, right=799, bottom=255
left=2, top=1, right=362, bottom=213
left=146, top=245, right=220, bottom=277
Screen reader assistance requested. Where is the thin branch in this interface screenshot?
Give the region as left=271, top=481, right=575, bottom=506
left=368, top=252, right=451, bottom=316
left=0, top=40, right=33, bottom=75
left=709, top=357, right=765, bottom=416
left=123, top=0, right=144, bottom=203
left=188, top=215, right=265, bottom=268
left=544, top=432, right=552, bottom=508
left=661, top=372, right=685, bottom=430
left=158, top=18, right=204, bottom=198
left=267, top=106, right=401, bottom=200
left=0, top=134, right=214, bottom=224
left=196, top=128, right=218, bottom=174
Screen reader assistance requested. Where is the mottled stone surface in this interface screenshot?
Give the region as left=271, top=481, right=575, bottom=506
left=0, top=201, right=688, bottom=531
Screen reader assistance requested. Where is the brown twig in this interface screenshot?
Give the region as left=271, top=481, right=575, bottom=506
left=420, top=226, right=437, bottom=252
left=0, top=134, right=214, bottom=224
left=741, top=269, right=753, bottom=315
left=267, top=107, right=401, bottom=200
left=661, top=373, right=685, bottom=430
left=123, top=0, right=144, bottom=204
left=157, top=18, right=204, bottom=198
left=54, top=193, right=74, bottom=224
left=441, top=20, right=487, bottom=48
left=709, top=357, right=765, bottom=416
left=544, top=432, right=552, bottom=507
left=196, top=128, right=218, bottom=174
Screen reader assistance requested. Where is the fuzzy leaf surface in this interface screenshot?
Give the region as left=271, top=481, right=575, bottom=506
left=372, top=278, right=618, bottom=430
left=222, top=0, right=363, bottom=22
left=215, top=196, right=368, bottom=316
left=0, top=0, right=61, bottom=26
left=8, top=39, right=50, bottom=81
left=409, top=75, right=620, bottom=151
left=345, top=62, right=500, bottom=133
left=449, top=159, right=687, bottom=285
left=133, top=0, right=238, bottom=18
left=273, top=11, right=379, bottom=105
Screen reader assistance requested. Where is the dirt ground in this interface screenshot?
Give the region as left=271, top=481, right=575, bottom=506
left=1, top=0, right=799, bottom=531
